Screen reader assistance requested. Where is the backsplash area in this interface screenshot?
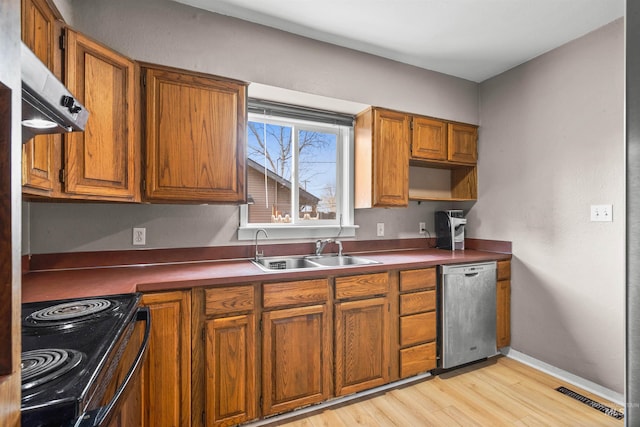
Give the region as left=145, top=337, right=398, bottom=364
left=24, top=200, right=473, bottom=254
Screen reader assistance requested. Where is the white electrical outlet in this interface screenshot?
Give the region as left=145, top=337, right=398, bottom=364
left=590, top=204, right=613, bottom=222
left=377, top=222, right=385, bottom=237
left=419, top=222, right=426, bottom=235
left=133, top=227, right=146, bottom=245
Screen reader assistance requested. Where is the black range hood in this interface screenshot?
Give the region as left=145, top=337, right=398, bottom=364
left=21, top=42, right=89, bottom=143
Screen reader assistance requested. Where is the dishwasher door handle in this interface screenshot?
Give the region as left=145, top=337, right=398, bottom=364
left=465, top=272, right=480, bottom=277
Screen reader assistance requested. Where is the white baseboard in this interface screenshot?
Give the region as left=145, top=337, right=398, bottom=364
left=502, top=347, right=624, bottom=406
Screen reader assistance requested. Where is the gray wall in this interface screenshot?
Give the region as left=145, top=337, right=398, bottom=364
left=27, top=0, right=479, bottom=254
left=26, top=201, right=459, bottom=253
left=471, top=19, right=624, bottom=393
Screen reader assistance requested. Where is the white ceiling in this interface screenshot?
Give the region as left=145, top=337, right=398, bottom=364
left=172, top=0, right=624, bottom=82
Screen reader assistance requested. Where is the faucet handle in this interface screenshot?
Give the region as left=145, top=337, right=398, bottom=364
left=335, top=240, right=343, bottom=256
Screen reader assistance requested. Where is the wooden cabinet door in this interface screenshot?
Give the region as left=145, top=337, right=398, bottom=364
left=448, top=123, right=478, bottom=164
left=63, top=29, right=138, bottom=200
left=205, top=314, right=256, bottom=427
left=372, top=108, right=409, bottom=207
left=21, top=0, right=61, bottom=195
left=262, top=304, right=331, bottom=416
left=140, top=291, right=192, bottom=427
left=496, top=260, right=511, bottom=348
left=496, top=279, right=511, bottom=348
left=411, top=116, right=447, bottom=161
left=143, top=67, right=247, bottom=203
left=335, top=297, right=389, bottom=396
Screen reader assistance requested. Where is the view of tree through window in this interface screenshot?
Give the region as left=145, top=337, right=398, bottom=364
left=247, top=118, right=338, bottom=224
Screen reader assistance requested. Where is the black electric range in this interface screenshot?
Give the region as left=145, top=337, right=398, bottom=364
left=21, top=293, right=150, bottom=427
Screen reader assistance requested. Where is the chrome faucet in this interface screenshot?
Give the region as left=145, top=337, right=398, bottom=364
left=315, top=239, right=343, bottom=257
left=254, top=229, right=268, bottom=261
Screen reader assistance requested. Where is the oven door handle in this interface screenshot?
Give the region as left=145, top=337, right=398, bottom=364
left=70, top=307, right=151, bottom=427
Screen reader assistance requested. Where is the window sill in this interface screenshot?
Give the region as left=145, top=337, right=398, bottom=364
left=237, top=225, right=358, bottom=241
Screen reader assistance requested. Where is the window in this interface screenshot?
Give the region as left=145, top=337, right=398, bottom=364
left=238, top=101, right=356, bottom=240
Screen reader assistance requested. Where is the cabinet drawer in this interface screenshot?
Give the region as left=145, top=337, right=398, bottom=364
left=263, top=279, right=329, bottom=309
left=497, top=260, right=511, bottom=281
left=399, top=268, right=436, bottom=292
left=400, top=311, right=436, bottom=347
left=335, top=273, right=388, bottom=300
left=205, top=285, right=254, bottom=315
left=399, top=290, right=436, bottom=316
left=400, top=342, right=437, bottom=378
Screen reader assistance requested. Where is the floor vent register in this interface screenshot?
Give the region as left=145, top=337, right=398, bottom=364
left=555, top=386, right=624, bottom=420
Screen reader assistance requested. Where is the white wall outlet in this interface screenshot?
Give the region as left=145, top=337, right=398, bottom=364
left=133, top=227, right=146, bottom=245
left=376, top=222, right=385, bottom=237
left=419, top=222, right=426, bottom=235
left=590, top=204, right=613, bottom=222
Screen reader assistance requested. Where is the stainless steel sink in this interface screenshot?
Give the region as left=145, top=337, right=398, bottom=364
left=251, top=254, right=380, bottom=271
left=305, top=255, right=380, bottom=267
left=252, top=256, right=320, bottom=271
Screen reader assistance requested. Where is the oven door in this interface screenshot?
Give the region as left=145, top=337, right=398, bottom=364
left=70, top=307, right=151, bottom=427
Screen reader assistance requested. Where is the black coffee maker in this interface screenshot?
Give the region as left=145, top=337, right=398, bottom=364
left=435, top=210, right=466, bottom=250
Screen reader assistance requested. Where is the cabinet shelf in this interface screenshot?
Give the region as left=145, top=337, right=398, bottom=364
left=408, top=163, right=477, bottom=201
left=409, top=195, right=476, bottom=202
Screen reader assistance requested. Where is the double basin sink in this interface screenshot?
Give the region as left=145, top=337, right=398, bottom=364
left=252, top=254, right=380, bottom=272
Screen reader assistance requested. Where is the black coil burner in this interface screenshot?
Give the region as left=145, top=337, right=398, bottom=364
left=24, top=298, right=116, bottom=331
left=21, top=348, right=83, bottom=391
left=29, top=299, right=112, bottom=322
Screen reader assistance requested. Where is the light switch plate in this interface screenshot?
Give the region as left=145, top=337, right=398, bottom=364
left=590, top=205, right=612, bottom=222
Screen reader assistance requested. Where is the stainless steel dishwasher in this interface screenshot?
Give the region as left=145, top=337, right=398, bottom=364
left=440, top=262, right=497, bottom=369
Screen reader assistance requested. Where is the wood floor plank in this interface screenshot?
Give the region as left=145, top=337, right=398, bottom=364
left=387, top=389, right=461, bottom=426
left=307, top=409, right=347, bottom=427
left=267, top=357, right=623, bottom=427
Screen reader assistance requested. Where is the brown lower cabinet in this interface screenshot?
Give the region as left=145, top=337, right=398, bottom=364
left=206, top=313, right=256, bottom=426
left=398, top=268, right=438, bottom=378
left=262, top=279, right=332, bottom=416
left=262, top=304, right=331, bottom=415
left=334, top=273, right=390, bottom=396
left=193, top=284, right=258, bottom=427
left=497, top=260, right=512, bottom=348
left=140, top=291, right=192, bottom=427
left=148, top=261, right=511, bottom=427
left=335, top=297, right=390, bottom=395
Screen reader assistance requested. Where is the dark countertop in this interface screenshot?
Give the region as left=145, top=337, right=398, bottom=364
left=22, top=247, right=510, bottom=303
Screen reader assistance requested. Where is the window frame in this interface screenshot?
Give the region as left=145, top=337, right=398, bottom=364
left=238, top=112, right=356, bottom=241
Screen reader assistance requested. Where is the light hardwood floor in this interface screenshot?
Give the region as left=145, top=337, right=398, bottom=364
left=265, top=357, right=623, bottom=426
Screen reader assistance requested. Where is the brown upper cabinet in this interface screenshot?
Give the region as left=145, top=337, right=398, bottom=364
left=21, top=0, right=139, bottom=202
left=355, top=107, right=479, bottom=207
left=411, top=116, right=448, bottom=161
left=447, top=122, right=478, bottom=164
left=142, top=65, right=247, bottom=203
left=63, top=29, right=139, bottom=201
left=355, top=107, right=410, bottom=208
left=411, top=117, right=478, bottom=165
left=21, top=0, right=61, bottom=196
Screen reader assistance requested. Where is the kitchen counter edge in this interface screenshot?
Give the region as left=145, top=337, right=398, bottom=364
left=22, top=248, right=511, bottom=303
